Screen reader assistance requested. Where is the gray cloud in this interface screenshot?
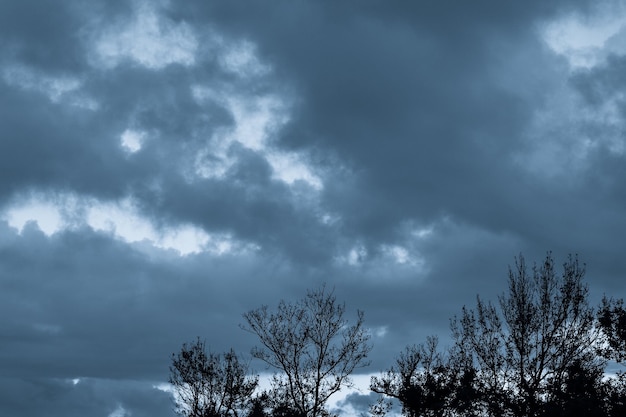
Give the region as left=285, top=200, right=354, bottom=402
left=2, top=1, right=626, bottom=415
left=0, top=377, right=173, bottom=417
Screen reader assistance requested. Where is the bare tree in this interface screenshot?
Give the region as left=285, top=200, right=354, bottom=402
left=169, top=338, right=258, bottom=417
left=452, top=253, right=602, bottom=417
left=241, top=285, right=372, bottom=417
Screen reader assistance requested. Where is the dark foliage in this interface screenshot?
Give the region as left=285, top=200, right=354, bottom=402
left=168, top=256, right=626, bottom=417
left=539, top=359, right=608, bottom=417
left=169, top=338, right=258, bottom=417
left=371, top=337, right=461, bottom=417
left=598, top=297, right=626, bottom=364
left=372, top=253, right=626, bottom=417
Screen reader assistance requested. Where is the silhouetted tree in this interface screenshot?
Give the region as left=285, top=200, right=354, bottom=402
left=247, top=394, right=269, bottom=417
left=451, top=253, right=601, bottom=417
left=540, top=359, right=609, bottom=417
left=605, top=373, right=626, bottom=417
left=169, top=338, right=258, bottom=417
left=371, top=336, right=454, bottom=417
left=597, top=297, right=626, bottom=417
left=447, top=363, right=482, bottom=417
left=372, top=253, right=626, bottom=417
left=371, top=336, right=481, bottom=417
left=450, top=300, right=509, bottom=417
left=598, top=296, right=626, bottom=364
left=242, top=285, right=372, bottom=417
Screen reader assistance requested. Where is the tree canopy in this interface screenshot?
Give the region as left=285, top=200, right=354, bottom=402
left=242, top=285, right=372, bottom=417
left=372, top=253, right=626, bottom=417
left=169, top=338, right=258, bottom=417
left=169, top=253, right=626, bottom=417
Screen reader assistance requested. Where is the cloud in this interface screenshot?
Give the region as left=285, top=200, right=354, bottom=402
left=3, top=0, right=626, bottom=415
left=541, top=1, right=626, bottom=69
left=91, top=2, right=198, bottom=70
left=0, top=377, right=173, bottom=417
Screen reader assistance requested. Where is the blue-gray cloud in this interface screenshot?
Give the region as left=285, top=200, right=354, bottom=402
left=2, top=1, right=626, bottom=416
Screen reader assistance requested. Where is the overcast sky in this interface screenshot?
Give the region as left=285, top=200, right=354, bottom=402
left=2, top=1, right=626, bottom=416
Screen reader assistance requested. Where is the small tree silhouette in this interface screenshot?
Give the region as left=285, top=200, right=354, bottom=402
left=242, top=285, right=371, bottom=417
left=169, top=338, right=258, bottom=417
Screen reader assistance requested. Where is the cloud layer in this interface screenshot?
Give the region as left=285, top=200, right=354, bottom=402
left=2, top=0, right=626, bottom=415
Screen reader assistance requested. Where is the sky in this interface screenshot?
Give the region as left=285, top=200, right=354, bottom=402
left=2, top=0, right=626, bottom=416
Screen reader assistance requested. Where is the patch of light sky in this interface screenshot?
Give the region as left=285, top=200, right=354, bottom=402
left=218, top=39, right=271, bottom=78
left=381, top=245, right=415, bottom=266
left=92, top=1, right=198, bottom=70
left=336, top=221, right=434, bottom=269
left=156, top=373, right=378, bottom=417
left=541, top=3, right=626, bottom=69
left=120, top=129, right=146, bottom=153
left=1, top=193, right=245, bottom=256
left=337, top=243, right=426, bottom=272
left=238, top=373, right=380, bottom=417
left=107, top=404, right=130, bottom=417
left=344, top=245, right=368, bottom=266
left=192, top=87, right=323, bottom=190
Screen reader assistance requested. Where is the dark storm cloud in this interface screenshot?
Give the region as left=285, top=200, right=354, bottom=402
left=0, top=81, right=126, bottom=200
left=2, top=1, right=626, bottom=416
left=0, top=1, right=88, bottom=72
left=0, top=57, right=232, bottom=204
left=0, top=377, right=173, bottom=417
left=170, top=0, right=595, bottom=248
left=0, top=0, right=594, bottom=262
left=147, top=159, right=338, bottom=265
left=0, top=0, right=332, bottom=266
left=571, top=54, right=626, bottom=107
left=0, top=220, right=270, bottom=380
